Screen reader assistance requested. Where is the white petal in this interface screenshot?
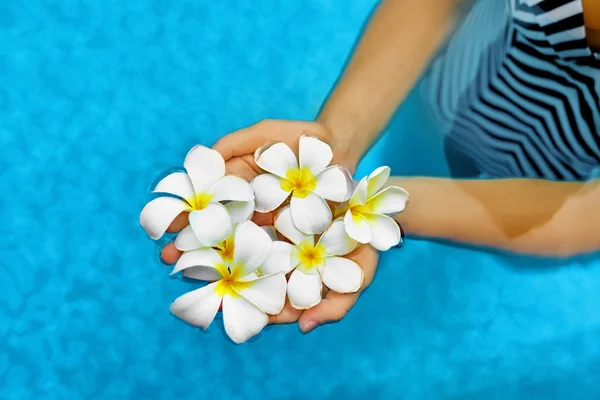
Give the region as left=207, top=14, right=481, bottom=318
left=224, top=200, right=255, bottom=224
left=189, top=203, right=233, bottom=246
left=318, top=219, right=358, bottom=256
left=254, top=142, right=298, bottom=178
left=170, top=248, right=224, bottom=277
left=290, top=192, right=332, bottom=235
left=366, top=213, right=401, bottom=251
left=369, top=186, right=409, bottom=215
left=235, top=273, right=287, bottom=315
left=321, top=257, right=363, bottom=293
left=287, top=269, right=322, bottom=309
left=184, top=145, right=226, bottom=193
left=299, top=135, right=332, bottom=175
left=140, top=197, right=190, bottom=240
left=367, top=166, right=390, bottom=198
left=152, top=171, right=195, bottom=201
left=260, top=241, right=295, bottom=274
left=349, top=178, right=368, bottom=208
left=169, top=282, right=223, bottom=329
left=233, top=221, right=273, bottom=276
left=251, top=174, right=291, bottom=213
left=274, top=206, right=312, bottom=245
left=343, top=209, right=372, bottom=244
left=174, top=225, right=202, bottom=251
left=261, top=226, right=278, bottom=241
left=222, top=294, right=268, bottom=344
left=313, top=166, right=352, bottom=202
left=209, top=176, right=254, bottom=202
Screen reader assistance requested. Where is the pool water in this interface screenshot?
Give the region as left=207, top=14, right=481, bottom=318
left=2, top=1, right=600, bottom=399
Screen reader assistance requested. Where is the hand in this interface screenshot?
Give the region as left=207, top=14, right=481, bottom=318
left=160, top=119, right=379, bottom=334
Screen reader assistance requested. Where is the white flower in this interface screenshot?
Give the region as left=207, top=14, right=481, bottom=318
left=140, top=145, right=255, bottom=246
left=342, top=166, right=409, bottom=251
left=169, top=221, right=286, bottom=344
left=251, top=136, right=352, bottom=235
left=271, top=206, right=363, bottom=309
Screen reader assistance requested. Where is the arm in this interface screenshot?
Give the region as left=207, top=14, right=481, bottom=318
left=318, top=0, right=462, bottom=167
left=391, top=177, right=600, bottom=257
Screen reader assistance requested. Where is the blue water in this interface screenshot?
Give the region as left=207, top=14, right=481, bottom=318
left=2, top=1, right=600, bottom=399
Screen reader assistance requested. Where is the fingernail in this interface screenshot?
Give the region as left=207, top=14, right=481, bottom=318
left=301, top=320, right=318, bottom=334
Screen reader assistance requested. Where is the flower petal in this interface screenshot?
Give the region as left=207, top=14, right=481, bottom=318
left=251, top=174, right=291, bottom=213
left=189, top=203, right=233, bottom=246
left=260, top=241, right=295, bottom=274
left=318, top=219, right=358, bottom=256
left=184, top=145, right=226, bottom=193
left=254, top=142, right=298, bottom=178
left=209, top=176, right=254, bottom=202
left=367, top=166, right=390, bottom=198
left=274, top=206, right=312, bottom=245
left=235, top=273, right=287, bottom=315
left=366, top=213, right=401, bottom=251
left=287, top=269, right=322, bottom=309
left=369, top=186, right=409, bottom=215
left=233, top=221, right=273, bottom=276
left=343, top=209, right=373, bottom=244
left=313, top=165, right=352, bottom=202
left=349, top=178, right=368, bottom=208
left=169, top=282, right=223, bottom=329
left=170, top=248, right=223, bottom=277
left=299, top=135, right=332, bottom=175
left=222, top=294, right=268, bottom=344
left=290, top=192, right=332, bottom=235
left=321, top=257, right=363, bottom=293
left=152, top=171, right=195, bottom=201
left=261, top=226, right=278, bottom=241
left=174, top=225, right=202, bottom=251
left=140, top=197, right=190, bottom=240
left=224, top=200, right=255, bottom=224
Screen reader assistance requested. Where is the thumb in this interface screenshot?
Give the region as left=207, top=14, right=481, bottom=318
left=213, top=119, right=280, bottom=161
left=297, top=291, right=359, bottom=334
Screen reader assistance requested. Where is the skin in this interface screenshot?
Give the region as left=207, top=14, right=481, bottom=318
left=162, top=0, right=600, bottom=333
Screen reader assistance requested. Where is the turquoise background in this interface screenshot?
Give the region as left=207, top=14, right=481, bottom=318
left=1, top=1, right=600, bottom=399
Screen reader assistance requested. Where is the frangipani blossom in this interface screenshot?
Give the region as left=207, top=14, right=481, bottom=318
left=251, top=136, right=352, bottom=235
left=169, top=221, right=286, bottom=344
left=140, top=145, right=255, bottom=246
left=342, top=166, right=409, bottom=251
left=273, top=206, right=363, bottom=309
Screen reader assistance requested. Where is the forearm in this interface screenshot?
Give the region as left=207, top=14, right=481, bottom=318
left=391, top=177, right=600, bottom=257
left=317, top=0, right=461, bottom=166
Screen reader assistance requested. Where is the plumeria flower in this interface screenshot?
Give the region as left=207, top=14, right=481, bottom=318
left=341, top=166, right=409, bottom=251
left=271, top=206, right=363, bottom=309
left=140, top=145, right=255, bottom=246
left=169, top=221, right=286, bottom=344
left=251, top=136, right=352, bottom=235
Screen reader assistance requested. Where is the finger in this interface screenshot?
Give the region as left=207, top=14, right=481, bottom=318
left=213, top=120, right=325, bottom=161
left=161, top=242, right=183, bottom=265
left=166, top=211, right=189, bottom=233
left=224, top=156, right=261, bottom=182
left=297, top=291, right=359, bottom=334
left=251, top=211, right=274, bottom=227
left=268, top=301, right=302, bottom=325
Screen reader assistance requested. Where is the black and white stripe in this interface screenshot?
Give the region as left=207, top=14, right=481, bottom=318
left=423, top=0, right=600, bottom=180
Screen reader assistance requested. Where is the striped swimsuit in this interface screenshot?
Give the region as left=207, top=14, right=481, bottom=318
left=424, top=0, right=600, bottom=180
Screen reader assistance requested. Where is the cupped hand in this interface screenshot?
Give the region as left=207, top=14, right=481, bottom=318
left=160, top=119, right=378, bottom=333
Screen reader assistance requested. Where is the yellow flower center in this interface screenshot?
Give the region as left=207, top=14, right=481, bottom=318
left=187, top=192, right=214, bottom=211
left=280, top=167, right=317, bottom=198
left=350, top=201, right=374, bottom=218
left=214, top=263, right=252, bottom=297
left=295, top=239, right=326, bottom=273
left=215, top=235, right=235, bottom=262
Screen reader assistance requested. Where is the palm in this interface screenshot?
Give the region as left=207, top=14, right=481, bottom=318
left=161, top=119, right=380, bottom=333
